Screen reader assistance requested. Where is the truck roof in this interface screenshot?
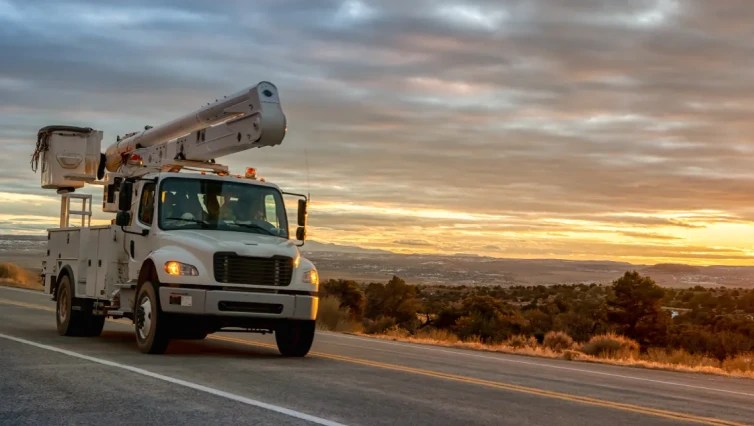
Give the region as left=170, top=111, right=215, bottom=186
left=145, top=170, right=283, bottom=191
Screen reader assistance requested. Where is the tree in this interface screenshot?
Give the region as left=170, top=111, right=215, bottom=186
left=607, top=271, right=669, bottom=347
left=364, top=276, right=421, bottom=328
left=454, top=295, right=528, bottom=343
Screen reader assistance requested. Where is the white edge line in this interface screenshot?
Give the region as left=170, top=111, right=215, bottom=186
left=0, top=332, right=346, bottom=426
left=317, top=332, right=754, bottom=398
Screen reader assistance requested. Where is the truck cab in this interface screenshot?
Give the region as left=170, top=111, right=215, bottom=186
left=117, top=171, right=318, bottom=354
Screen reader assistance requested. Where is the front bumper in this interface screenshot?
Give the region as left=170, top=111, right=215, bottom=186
left=158, top=287, right=318, bottom=320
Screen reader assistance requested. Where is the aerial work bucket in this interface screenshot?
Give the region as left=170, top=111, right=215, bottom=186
left=32, top=125, right=103, bottom=192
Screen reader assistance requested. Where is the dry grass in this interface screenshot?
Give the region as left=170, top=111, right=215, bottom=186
left=0, top=262, right=41, bottom=290
left=356, top=330, right=754, bottom=379
left=543, top=331, right=575, bottom=352
left=361, top=332, right=561, bottom=359
left=722, top=353, right=754, bottom=375
left=507, top=334, right=538, bottom=349
left=644, top=348, right=719, bottom=369
left=415, top=328, right=460, bottom=343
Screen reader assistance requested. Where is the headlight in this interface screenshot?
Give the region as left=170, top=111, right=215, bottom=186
left=164, top=261, right=199, bottom=276
left=302, top=269, right=319, bottom=285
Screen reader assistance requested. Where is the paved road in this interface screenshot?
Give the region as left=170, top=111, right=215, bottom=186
left=0, top=286, right=752, bottom=425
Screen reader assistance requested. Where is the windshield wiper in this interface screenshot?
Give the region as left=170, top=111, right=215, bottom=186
left=166, top=217, right=210, bottom=227
left=234, top=222, right=277, bottom=236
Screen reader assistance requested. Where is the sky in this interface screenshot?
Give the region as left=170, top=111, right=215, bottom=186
left=2, top=0, right=754, bottom=265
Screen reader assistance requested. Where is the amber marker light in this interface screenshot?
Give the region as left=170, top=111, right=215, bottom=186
left=164, top=261, right=199, bottom=276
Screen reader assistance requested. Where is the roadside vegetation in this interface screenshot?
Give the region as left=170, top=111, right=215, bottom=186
left=317, top=272, right=754, bottom=378
left=0, top=262, right=41, bottom=290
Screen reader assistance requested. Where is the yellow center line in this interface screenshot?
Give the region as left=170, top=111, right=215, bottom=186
left=0, top=297, right=746, bottom=426
left=210, top=335, right=744, bottom=426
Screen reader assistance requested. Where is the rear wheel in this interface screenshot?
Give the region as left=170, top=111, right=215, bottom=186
left=56, top=275, right=104, bottom=337
left=135, top=281, right=170, bottom=354
left=275, top=320, right=315, bottom=357
left=56, top=275, right=78, bottom=336
left=83, top=315, right=105, bottom=337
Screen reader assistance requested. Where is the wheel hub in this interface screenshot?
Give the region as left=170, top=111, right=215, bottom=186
left=57, top=286, right=68, bottom=322
left=136, top=296, right=152, bottom=340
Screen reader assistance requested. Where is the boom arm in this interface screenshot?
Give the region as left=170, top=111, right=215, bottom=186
left=104, top=81, right=286, bottom=172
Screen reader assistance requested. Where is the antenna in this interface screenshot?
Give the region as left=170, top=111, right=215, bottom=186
left=304, top=147, right=311, bottom=197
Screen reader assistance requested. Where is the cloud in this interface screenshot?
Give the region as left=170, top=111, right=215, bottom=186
left=393, top=239, right=432, bottom=246
left=2, top=0, right=754, bottom=265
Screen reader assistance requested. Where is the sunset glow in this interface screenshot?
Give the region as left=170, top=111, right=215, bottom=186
left=2, top=1, right=754, bottom=266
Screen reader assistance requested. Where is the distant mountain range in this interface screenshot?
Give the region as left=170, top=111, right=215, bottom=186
left=2, top=235, right=754, bottom=288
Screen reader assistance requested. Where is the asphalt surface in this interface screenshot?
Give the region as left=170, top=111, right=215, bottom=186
left=0, top=285, right=752, bottom=426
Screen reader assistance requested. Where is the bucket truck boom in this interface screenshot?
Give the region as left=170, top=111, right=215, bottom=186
left=34, top=82, right=318, bottom=357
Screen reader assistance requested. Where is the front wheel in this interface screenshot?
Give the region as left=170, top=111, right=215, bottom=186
left=135, top=281, right=170, bottom=354
left=275, top=320, right=315, bottom=357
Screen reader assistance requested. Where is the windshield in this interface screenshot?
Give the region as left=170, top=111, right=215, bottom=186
left=158, top=177, right=288, bottom=238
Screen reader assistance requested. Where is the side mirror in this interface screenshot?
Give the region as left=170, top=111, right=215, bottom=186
left=118, top=180, right=133, bottom=211
left=297, top=199, right=308, bottom=226
left=115, top=211, right=131, bottom=227
left=296, top=226, right=306, bottom=241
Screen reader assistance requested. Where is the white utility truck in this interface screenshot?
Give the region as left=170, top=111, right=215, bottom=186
left=33, top=82, right=319, bottom=356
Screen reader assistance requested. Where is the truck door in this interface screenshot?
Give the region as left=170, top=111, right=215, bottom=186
left=126, top=180, right=156, bottom=280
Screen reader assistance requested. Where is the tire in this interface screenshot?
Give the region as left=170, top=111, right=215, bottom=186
left=56, top=275, right=80, bottom=336
left=275, top=320, right=315, bottom=357
left=56, top=275, right=104, bottom=337
left=83, top=315, right=106, bottom=337
left=134, top=280, right=170, bottom=354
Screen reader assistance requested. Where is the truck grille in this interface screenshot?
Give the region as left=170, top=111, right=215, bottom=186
left=213, top=253, right=293, bottom=286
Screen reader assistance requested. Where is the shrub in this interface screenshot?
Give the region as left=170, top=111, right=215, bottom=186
left=581, top=333, right=640, bottom=359
left=317, top=296, right=344, bottom=331
left=363, top=316, right=398, bottom=334
left=316, top=296, right=361, bottom=332
left=383, top=325, right=410, bottom=339
left=506, top=334, right=538, bottom=349
left=543, top=331, right=574, bottom=352
left=722, top=352, right=754, bottom=374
